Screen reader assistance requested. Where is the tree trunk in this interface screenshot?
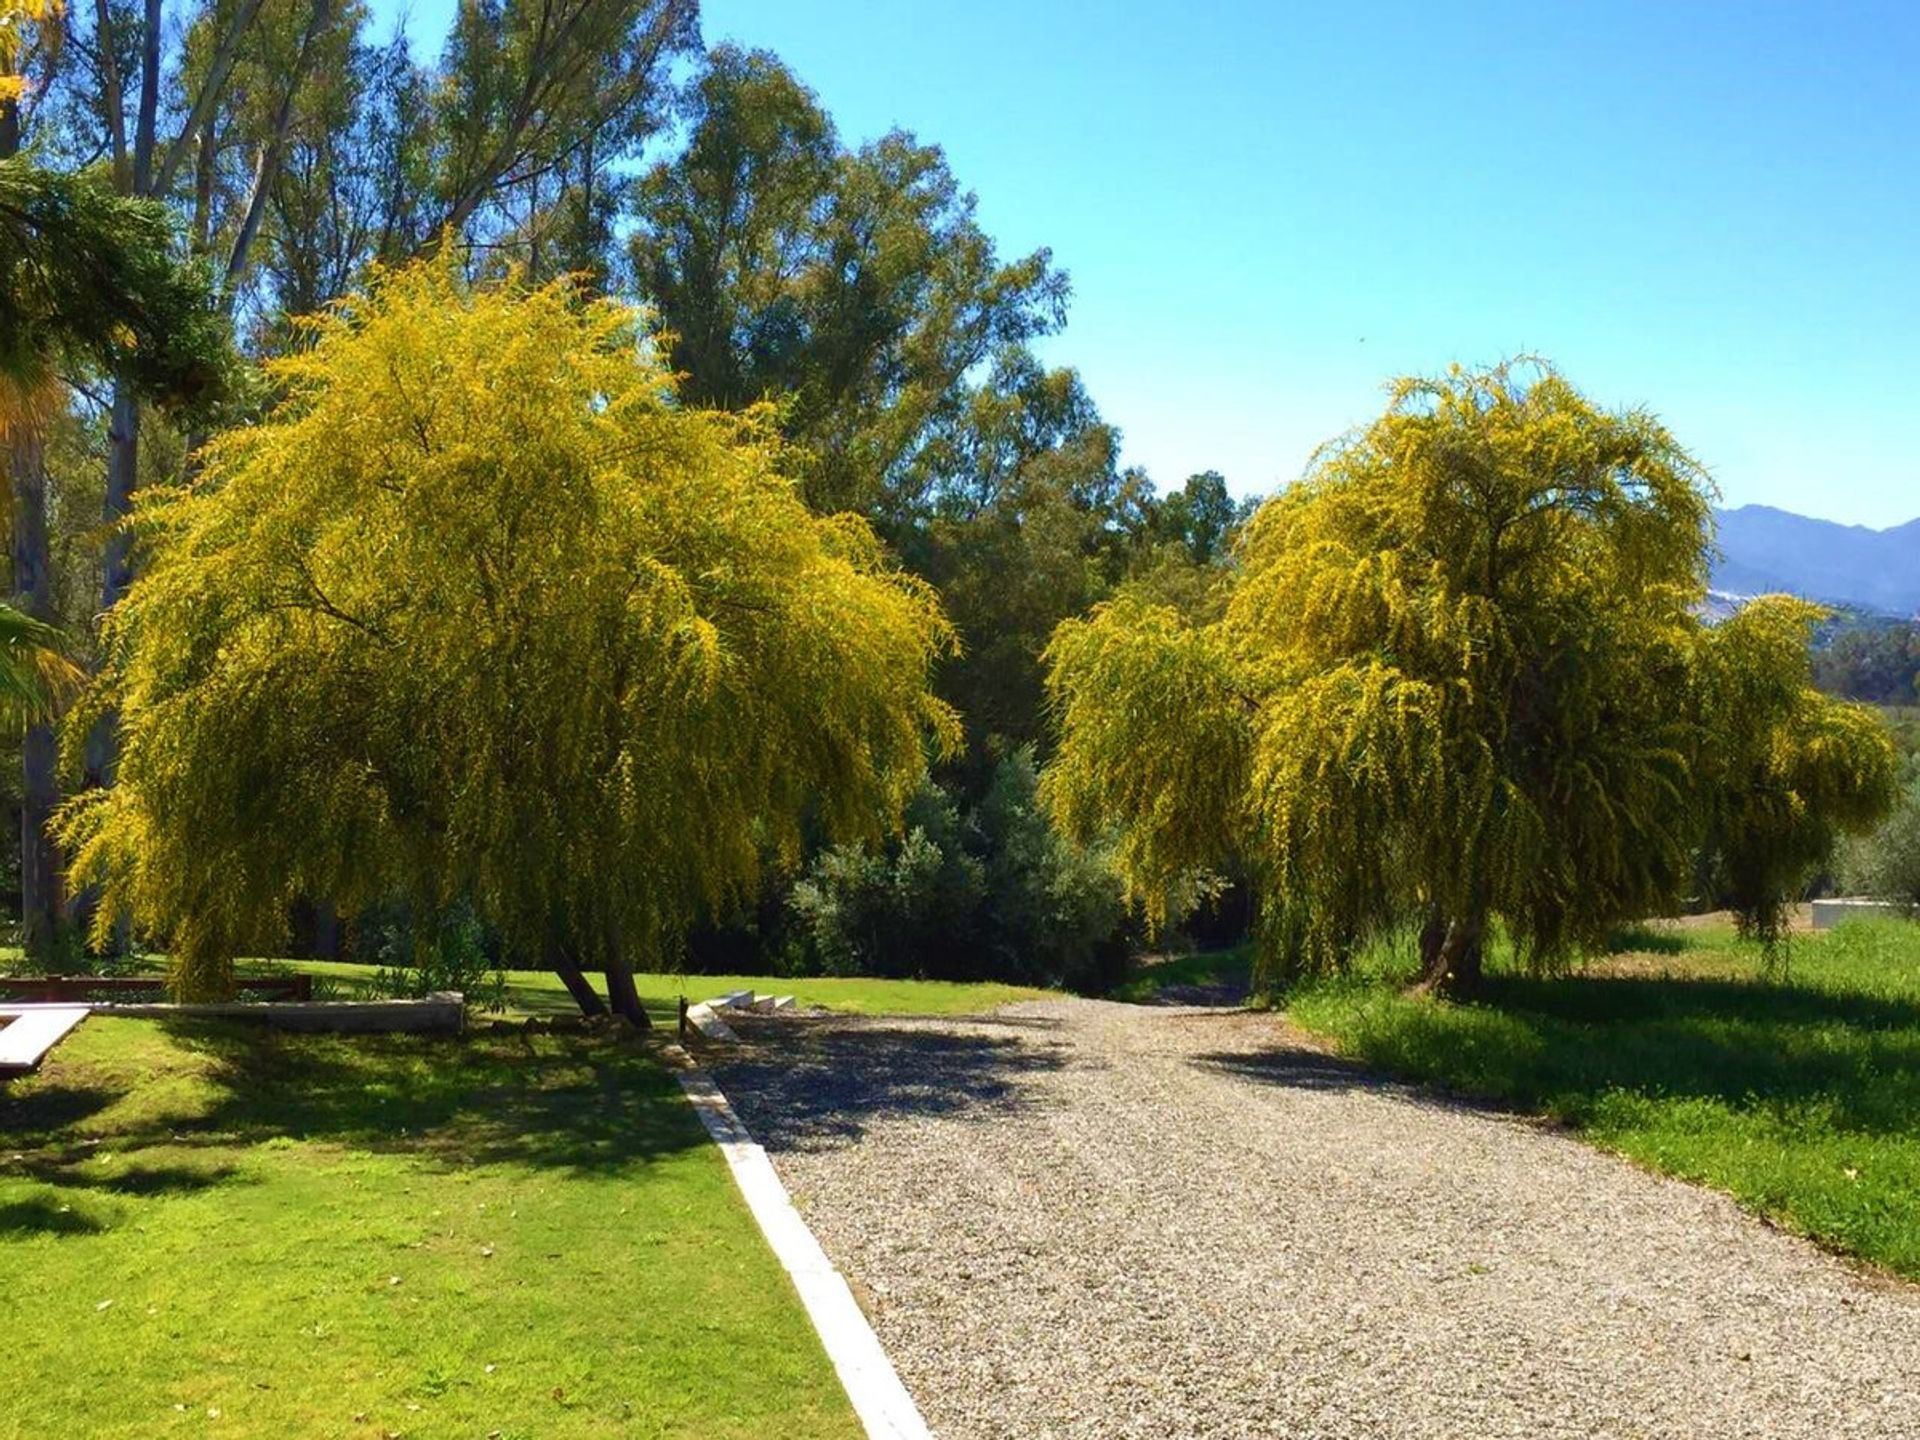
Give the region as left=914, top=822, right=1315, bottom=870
left=130, top=0, right=162, bottom=192
left=594, top=910, right=650, bottom=1029
left=1417, top=909, right=1447, bottom=977
left=100, top=379, right=141, bottom=612
left=1412, top=914, right=1485, bottom=998
left=224, top=0, right=334, bottom=301
left=545, top=933, right=606, bottom=1018
left=604, top=958, right=650, bottom=1030
left=311, top=899, right=339, bottom=959
left=9, top=428, right=63, bottom=969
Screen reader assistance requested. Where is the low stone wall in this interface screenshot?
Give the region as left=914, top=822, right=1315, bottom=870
left=87, top=991, right=465, bottom=1033
left=1811, top=898, right=1910, bottom=931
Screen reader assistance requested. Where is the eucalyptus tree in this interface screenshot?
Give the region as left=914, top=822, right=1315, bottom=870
left=425, top=0, right=694, bottom=258
left=1045, top=361, right=1895, bottom=993
left=632, top=44, right=1070, bottom=517
left=60, top=258, right=956, bottom=1010
left=899, top=350, right=1151, bottom=771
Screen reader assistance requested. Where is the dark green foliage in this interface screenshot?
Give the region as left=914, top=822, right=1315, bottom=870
left=786, top=749, right=1130, bottom=991
left=632, top=44, right=1070, bottom=517
left=1141, top=470, right=1253, bottom=566
left=360, top=896, right=508, bottom=1011
left=1840, top=775, right=1920, bottom=911
left=972, top=748, right=1130, bottom=992
left=902, top=354, right=1154, bottom=770
left=0, top=159, right=229, bottom=412
left=788, top=781, right=987, bottom=980
left=1812, top=617, right=1920, bottom=704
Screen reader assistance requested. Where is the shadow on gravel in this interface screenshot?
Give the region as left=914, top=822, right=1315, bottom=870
left=713, top=1021, right=1068, bottom=1152
left=1190, top=1045, right=1526, bottom=1120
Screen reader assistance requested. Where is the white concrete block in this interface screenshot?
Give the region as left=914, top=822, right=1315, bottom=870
left=685, top=1002, right=739, bottom=1043
left=1812, top=898, right=1909, bottom=931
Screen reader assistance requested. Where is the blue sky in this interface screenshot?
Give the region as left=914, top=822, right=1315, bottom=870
left=387, top=1, right=1920, bottom=527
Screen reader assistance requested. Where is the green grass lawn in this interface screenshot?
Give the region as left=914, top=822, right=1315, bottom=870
left=1284, top=918, right=1920, bottom=1279
left=256, top=960, right=1050, bottom=1023
left=0, top=1018, right=862, bottom=1440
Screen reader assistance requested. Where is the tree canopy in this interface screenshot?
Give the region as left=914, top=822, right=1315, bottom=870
left=7, top=22, right=1895, bottom=1002
left=1045, top=360, right=1896, bottom=992
left=0, top=159, right=229, bottom=414
left=1695, top=596, right=1899, bottom=949
left=58, top=257, right=957, bottom=1012
left=631, top=44, right=1070, bottom=517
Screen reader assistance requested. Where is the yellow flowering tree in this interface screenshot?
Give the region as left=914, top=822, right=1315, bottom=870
left=1694, top=596, right=1897, bottom=952
left=59, top=258, right=957, bottom=1013
left=1046, top=361, right=1894, bottom=993
left=0, top=0, right=57, bottom=111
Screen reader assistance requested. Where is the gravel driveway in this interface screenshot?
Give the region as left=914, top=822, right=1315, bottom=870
left=709, top=998, right=1920, bottom=1439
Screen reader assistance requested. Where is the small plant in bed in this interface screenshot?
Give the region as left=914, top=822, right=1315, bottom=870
left=361, top=898, right=508, bottom=1013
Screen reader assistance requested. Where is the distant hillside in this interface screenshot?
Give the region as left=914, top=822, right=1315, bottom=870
left=1712, top=505, right=1920, bottom=616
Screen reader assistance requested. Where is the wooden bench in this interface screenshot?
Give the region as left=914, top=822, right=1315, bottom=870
left=0, top=1006, right=89, bottom=1077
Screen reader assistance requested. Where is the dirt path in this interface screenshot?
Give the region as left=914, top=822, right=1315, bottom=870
left=711, top=998, right=1920, bottom=1439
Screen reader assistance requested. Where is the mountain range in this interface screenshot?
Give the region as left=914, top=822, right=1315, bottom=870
left=1711, top=505, right=1920, bottom=617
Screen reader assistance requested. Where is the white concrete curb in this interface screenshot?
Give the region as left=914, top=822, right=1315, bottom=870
left=676, top=1064, right=933, bottom=1440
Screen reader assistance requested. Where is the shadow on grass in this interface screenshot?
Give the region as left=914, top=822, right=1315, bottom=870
left=1602, top=925, right=1696, bottom=956
left=0, top=1155, right=250, bottom=1231
left=177, top=1022, right=710, bottom=1176
left=0, top=1196, right=106, bottom=1237
left=0, top=1082, right=120, bottom=1137
left=1479, top=970, right=1920, bottom=1031
left=1276, top=968, right=1920, bottom=1135
left=711, top=1018, right=1068, bottom=1153
left=5, top=1019, right=711, bottom=1198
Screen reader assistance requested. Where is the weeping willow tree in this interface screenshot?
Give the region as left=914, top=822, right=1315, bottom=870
left=1695, top=596, right=1897, bottom=953
left=59, top=257, right=957, bottom=1013
left=1046, top=360, right=1894, bottom=994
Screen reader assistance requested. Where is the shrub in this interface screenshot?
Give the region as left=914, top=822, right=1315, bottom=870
left=787, top=783, right=985, bottom=978
left=364, top=898, right=508, bottom=1012
left=1841, top=777, right=1920, bottom=912
left=972, top=748, right=1129, bottom=992
left=785, top=749, right=1133, bottom=991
